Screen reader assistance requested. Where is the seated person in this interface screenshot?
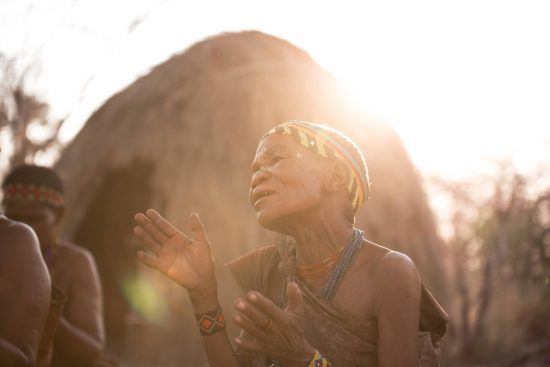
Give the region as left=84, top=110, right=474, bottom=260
left=2, top=165, right=105, bottom=367
left=133, top=121, right=448, bottom=367
left=0, top=215, right=50, bottom=366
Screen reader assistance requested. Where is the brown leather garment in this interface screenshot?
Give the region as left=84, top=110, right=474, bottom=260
left=227, top=243, right=449, bottom=367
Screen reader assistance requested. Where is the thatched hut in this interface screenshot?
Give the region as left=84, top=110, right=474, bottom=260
left=55, top=31, right=448, bottom=365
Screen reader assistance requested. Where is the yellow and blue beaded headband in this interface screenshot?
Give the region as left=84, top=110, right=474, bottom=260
left=264, top=121, right=370, bottom=214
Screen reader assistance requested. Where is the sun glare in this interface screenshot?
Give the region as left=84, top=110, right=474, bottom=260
left=309, top=0, right=550, bottom=180
left=1, top=0, right=548, bottom=180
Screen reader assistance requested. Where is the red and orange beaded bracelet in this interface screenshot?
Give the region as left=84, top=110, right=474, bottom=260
left=195, top=307, right=225, bottom=336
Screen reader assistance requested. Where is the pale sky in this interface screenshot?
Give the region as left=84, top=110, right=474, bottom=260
left=1, top=0, right=549, bottom=180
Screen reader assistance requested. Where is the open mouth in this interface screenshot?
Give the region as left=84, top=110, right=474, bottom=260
left=254, top=190, right=275, bottom=206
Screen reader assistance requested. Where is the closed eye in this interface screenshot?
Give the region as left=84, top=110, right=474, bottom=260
left=272, top=155, right=291, bottom=164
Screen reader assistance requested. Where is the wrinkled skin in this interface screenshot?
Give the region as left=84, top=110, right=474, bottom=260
left=249, top=134, right=328, bottom=233
left=4, top=201, right=105, bottom=367
left=134, top=134, right=421, bottom=367
left=232, top=283, right=314, bottom=366
left=0, top=216, right=50, bottom=367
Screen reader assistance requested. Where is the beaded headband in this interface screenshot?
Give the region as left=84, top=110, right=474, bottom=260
left=264, top=121, right=370, bottom=213
left=2, top=183, right=64, bottom=208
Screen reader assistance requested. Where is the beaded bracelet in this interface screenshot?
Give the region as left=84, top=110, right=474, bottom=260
left=195, top=306, right=225, bottom=336
left=308, top=350, right=331, bottom=367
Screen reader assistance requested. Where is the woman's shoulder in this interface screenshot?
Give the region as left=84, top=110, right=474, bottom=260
left=362, top=240, right=417, bottom=270
left=57, top=241, right=96, bottom=265
left=360, top=240, right=420, bottom=290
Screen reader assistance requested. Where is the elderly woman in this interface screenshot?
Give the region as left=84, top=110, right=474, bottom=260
left=133, top=121, right=447, bottom=367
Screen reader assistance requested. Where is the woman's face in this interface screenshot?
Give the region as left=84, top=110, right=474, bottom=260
left=249, top=134, right=326, bottom=231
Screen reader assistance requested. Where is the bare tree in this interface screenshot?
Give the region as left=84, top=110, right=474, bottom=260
left=0, top=53, right=66, bottom=169
left=432, top=161, right=550, bottom=364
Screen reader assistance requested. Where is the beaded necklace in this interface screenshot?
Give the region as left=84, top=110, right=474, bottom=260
left=267, top=229, right=365, bottom=367
left=294, top=228, right=364, bottom=299
left=296, top=244, right=346, bottom=279
left=320, top=228, right=364, bottom=300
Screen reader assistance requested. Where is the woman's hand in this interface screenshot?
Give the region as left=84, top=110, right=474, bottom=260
left=133, top=209, right=216, bottom=295
left=232, top=282, right=315, bottom=367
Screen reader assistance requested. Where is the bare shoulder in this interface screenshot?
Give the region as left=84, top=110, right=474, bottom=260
left=58, top=241, right=96, bottom=266
left=378, top=250, right=418, bottom=276
left=0, top=218, right=50, bottom=309
left=361, top=240, right=420, bottom=288
left=375, top=249, right=421, bottom=297
left=1, top=218, right=37, bottom=244
left=361, top=239, right=392, bottom=261
left=0, top=219, right=42, bottom=262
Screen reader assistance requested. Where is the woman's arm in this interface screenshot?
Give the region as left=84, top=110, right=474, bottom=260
left=374, top=252, right=421, bottom=367
left=133, top=209, right=241, bottom=367
left=189, top=285, right=242, bottom=367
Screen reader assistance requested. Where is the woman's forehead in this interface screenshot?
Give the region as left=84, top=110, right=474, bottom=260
left=255, top=134, right=298, bottom=156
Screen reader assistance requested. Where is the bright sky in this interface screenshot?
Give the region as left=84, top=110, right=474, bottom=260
left=1, top=0, right=549, bottom=180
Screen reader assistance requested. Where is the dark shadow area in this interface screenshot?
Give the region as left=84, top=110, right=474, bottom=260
left=73, top=161, right=155, bottom=351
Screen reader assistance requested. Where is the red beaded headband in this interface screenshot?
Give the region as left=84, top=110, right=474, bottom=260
left=2, top=183, right=64, bottom=208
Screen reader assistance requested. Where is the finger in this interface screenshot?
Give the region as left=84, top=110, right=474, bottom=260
left=136, top=251, right=159, bottom=269
left=189, top=212, right=208, bottom=244
left=234, top=335, right=265, bottom=354
left=232, top=313, right=270, bottom=343
left=133, top=226, right=162, bottom=255
left=145, top=209, right=178, bottom=238
left=234, top=298, right=272, bottom=328
left=285, top=281, right=304, bottom=315
left=245, top=291, right=285, bottom=323
left=134, top=212, right=169, bottom=244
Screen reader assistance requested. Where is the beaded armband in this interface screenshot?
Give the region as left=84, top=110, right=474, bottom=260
left=195, top=307, right=225, bottom=336
left=308, top=350, right=331, bottom=367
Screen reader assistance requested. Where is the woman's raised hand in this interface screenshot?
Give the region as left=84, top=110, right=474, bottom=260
left=133, top=209, right=216, bottom=293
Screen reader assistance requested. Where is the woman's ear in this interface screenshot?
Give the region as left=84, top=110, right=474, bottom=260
left=324, top=160, right=350, bottom=193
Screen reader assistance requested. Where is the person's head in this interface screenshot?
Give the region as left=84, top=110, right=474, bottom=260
left=2, top=165, right=65, bottom=248
left=249, top=121, right=369, bottom=232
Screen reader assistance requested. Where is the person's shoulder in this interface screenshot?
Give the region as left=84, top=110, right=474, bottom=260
left=1, top=218, right=37, bottom=240
left=0, top=219, right=49, bottom=292
left=379, top=250, right=417, bottom=272
left=361, top=239, right=419, bottom=284
left=58, top=241, right=97, bottom=266
left=362, top=240, right=416, bottom=271
left=0, top=219, right=41, bottom=256
left=375, top=249, right=420, bottom=293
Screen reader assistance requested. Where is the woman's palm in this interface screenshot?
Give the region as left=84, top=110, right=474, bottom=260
left=134, top=209, right=215, bottom=291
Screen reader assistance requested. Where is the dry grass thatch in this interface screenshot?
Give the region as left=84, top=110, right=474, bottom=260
left=55, top=31, right=449, bottom=365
